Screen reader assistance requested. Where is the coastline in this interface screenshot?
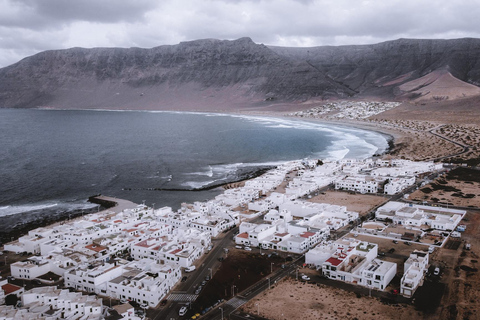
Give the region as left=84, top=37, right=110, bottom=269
left=0, top=110, right=394, bottom=245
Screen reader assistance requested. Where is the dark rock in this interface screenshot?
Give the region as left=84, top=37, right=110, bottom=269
left=1, top=37, right=480, bottom=109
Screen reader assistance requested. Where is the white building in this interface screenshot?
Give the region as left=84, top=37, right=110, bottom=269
left=383, top=176, right=416, bottom=195
left=20, top=286, right=103, bottom=320
left=107, top=262, right=181, bottom=307
left=401, top=250, right=429, bottom=297
left=376, top=201, right=465, bottom=231
left=64, top=262, right=124, bottom=294
left=320, top=238, right=396, bottom=291
left=335, top=175, right=381, bottom=194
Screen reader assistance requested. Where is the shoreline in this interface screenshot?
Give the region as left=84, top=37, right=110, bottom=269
left=0, top=107, right=417, bottom=246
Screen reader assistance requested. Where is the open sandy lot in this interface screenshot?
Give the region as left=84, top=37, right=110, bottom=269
left=309, top=191, right=389, bottom=216
left=242, top=278, right=419, bottom=320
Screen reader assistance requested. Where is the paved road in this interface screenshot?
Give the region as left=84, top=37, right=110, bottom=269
left=202, top=257, right=303, bottom=320
left=150, top=226, right=239, bottom=320
left=428, top=125, right=471, bottom=161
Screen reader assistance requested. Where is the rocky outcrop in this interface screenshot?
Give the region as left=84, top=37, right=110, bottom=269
left=1, top=37, right=480, bottom=110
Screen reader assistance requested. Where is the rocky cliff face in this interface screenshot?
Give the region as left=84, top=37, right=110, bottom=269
left=1, top=37, right=480, bottom=110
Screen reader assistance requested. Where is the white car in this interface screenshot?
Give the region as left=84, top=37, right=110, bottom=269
left=244, top=247, right=252, bottom=251
left=301, top=275, right=310, bottom=281
left=235, top=245, right=243, bottom=249
left=179, top=306, right=187, bottom=316
left=185, top=265, right=196, bottom=272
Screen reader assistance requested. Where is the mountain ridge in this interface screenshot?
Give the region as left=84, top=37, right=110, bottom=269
left=1, top=37, right=480, bottom=110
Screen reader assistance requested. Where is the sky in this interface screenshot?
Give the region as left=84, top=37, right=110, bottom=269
left=1, top=0, right=479, bottom=68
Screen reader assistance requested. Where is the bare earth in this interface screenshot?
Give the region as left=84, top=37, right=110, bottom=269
left=309, top=192, right=389, bottom=216
left=242, top=278, right=419, bottom=320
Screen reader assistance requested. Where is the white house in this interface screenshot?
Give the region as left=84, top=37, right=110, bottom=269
left=64, top=262, right=124, bottom=294
left=21, top=286, right=103, bottom=319
left=107, top=262, right=181, bottom=307
left=401, top=250, right=429, bottom=297
left=335, top=175, right=381, bottom=194
left=383, top=176, right=416, bottom=195
left=320, top=239, right=395, bottom=291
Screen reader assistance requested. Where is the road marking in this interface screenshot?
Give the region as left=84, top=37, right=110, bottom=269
left=167, top=293, right=198, bottom=302
left=226, top=297, right=247, bottom=309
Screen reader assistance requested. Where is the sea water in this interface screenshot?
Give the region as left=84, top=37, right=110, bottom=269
left=0, top=108, right=389, bottom=237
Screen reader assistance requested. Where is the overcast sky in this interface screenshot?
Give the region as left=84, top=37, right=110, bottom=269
left=1, top=0, right=479, bottom=68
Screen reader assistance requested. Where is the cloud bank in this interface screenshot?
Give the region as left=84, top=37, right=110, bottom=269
left=0, top=0, right=479, bottom=67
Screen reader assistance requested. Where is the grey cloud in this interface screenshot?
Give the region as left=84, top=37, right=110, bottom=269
left=0, top=0, right=157, bottom=29
left=1, top=0, right=480, bottom=68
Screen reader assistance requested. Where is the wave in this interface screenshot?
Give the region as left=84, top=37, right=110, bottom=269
left=180, top=161, right=281, bottom=190
left=0, top=201, right=98, bottom=218
left=325, top=147, right=350, bottom=160
left=0, top=203, right=58, bottom=217
left=181, top=180, right=218, bottom=189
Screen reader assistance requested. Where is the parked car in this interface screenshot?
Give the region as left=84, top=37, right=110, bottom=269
left=218, top=257, right=225, bottom=262
left=181, top=276, right=188, bottom=282
left=235, top=245, right=243, bottom=249
left=393, top=240, right=398, bottom=244
left=388, top=248, right=395, bottom=254
left=301, top=275, right=310, bottom=281
left=434, top=267, right=440, bottom=276
left=244, top=246, right=252, bottom=251
left=185, top=266, right=196, bottom=272
left=428, top=246, right=435, bottom=254
left=160, top=299, right=168, bottom=306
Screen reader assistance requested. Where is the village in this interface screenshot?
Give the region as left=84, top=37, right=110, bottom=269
left=0, top=153, right=471, bottom=320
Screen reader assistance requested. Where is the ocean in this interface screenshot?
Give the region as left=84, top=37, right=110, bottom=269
left=0, top=108, right=389, bottom=241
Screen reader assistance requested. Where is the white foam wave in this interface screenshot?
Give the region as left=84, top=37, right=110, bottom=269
left=189, top=166, right=214, bottom=177
left=0, top=202, right=99, bottom=218
left=325, top=147, right=350, bottom=160
left=181, top=180, right=217, bottom=189
left=0, top=203, right=58, bottom=217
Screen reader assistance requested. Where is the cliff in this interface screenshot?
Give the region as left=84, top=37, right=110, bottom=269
left=1, top=37, right=480, bottom=110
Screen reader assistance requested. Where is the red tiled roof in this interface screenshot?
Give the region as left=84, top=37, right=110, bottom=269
left=170, top=248, right=182, bottom=254
left=300, top=232, right=316, bottom=238
left=275, top=232, right=289, bottom=237
left=114, top=220, right=122, bottom=223
left=237, top=232, right=249, bottom=239
left=326, top=257, right=343, bottom=266
left=2, top=283, right=22, bottom=295
left=85, top=244, right=107, bottom=253
left=135, top=239, right=150, bottom=248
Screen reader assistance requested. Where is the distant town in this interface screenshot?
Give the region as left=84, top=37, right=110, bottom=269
left=0, top=153, right=470, bottom=319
